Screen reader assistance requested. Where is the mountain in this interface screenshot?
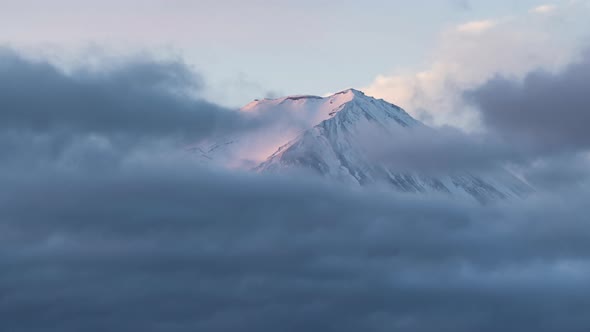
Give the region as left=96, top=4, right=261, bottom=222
left=192, top=89, right=374, bottom=168
left=253, top=89, right=532, bottom=203
left=255, top=89, right=421, bottom=180
left=194, top=88, right=532, bottom=203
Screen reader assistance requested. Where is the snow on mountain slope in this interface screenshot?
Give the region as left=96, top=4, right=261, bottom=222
left=254, top=89, right=532, bottom=203
left=242, top=89, right=362, bottom=125
left=255, top=89, right=421, bottom=180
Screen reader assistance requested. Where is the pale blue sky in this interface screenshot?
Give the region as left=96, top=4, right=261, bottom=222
left=0, top=0, right=585, bottom=106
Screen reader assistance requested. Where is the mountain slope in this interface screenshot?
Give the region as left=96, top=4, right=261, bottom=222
left=255, top=89, right=532, bottom=203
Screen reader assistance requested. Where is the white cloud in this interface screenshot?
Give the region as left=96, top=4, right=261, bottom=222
left=456, top=20, right=496, bottom=34
left=531, top=4, right=557, bottom=14
left=363, top=3, right=588, bottom=131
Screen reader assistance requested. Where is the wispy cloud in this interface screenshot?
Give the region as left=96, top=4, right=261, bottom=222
left=456, top=19, right=496, bottom=34
left=531, top=4, right=557, bottom=14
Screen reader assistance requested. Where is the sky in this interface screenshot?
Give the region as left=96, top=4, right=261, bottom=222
left=3, top=1, right=590, bottom=331
left=2, top=0, right=589, bottom=112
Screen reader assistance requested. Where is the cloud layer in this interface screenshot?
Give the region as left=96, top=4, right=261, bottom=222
left=3, top=154, right=590, bottom=332
left=0, top=48, right=259, bottom=146
left=466, top=51, right=590, bottom=152
left=2, top=48, right=590, bottom=332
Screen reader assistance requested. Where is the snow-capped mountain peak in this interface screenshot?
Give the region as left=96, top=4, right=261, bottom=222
left=255, top=90, right=422, bottom=178
left=194, top=89, right=531, bottom=203
left=241, top=88, right=360, bottom=112
left=242, top=88, right=418, bottom=128
left=254, top=89, right=531, bottom=203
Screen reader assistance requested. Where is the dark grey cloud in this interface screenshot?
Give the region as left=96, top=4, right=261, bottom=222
left=0, top=48, right=258, bottom=145
left=357, top=122, right=590, bottom=191
left=2, top=48, right=590, bottom=332
left=465, top=51, right=590, bottom=153
left=2, top=161, right=590, bottom=332
left=520, top=153, right=590, bottom=190
left=359, top=125, right=525, bottom=175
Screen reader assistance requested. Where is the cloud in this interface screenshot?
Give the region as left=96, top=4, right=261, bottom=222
left=0, top=48, right=293, bottom=170
left=3, top=154, right=590, bottom=332
left=3, top=48, right=590, bottom=332
left=364, top=2, right=588, bottom=129
left=0, top=48, right=260, bottom=147
left=531, top=4, right=557, bottom=14
left=357, top=124, right=524, bottom=175
left=456, top=20, right=496, bottom=34
left=522, top=152, right=590, bottom=190
left=465, top=51, right=590, bottom=152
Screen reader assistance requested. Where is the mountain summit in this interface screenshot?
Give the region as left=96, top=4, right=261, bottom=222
left=241, top=89, right=388, bottom=128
